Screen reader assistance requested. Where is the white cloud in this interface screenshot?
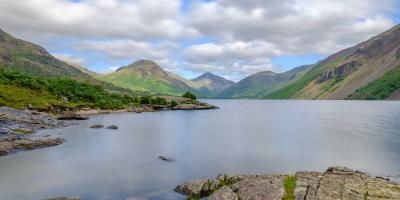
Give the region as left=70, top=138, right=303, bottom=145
left=0, top=0, right=198, bottom=40
left=0, top=0, right=398, bottom=80
left=53, top=53, right=86, bottom=66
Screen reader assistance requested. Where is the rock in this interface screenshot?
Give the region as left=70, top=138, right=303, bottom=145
left=208, top=186, right=238, bottom=200
left=176, top=167, right=400, bottom=200
left=57, top=112, right=89, bottom=120
left=90, top=124, right=104, bottom=129
left=158, top=156, right=174, bottom=162
left=13, top=128, right=34, bottom=134
left=174, top=179, right=211, bottom=196
left=44, top=197, right=81, bottom=200
left=106, top=125, right=118, bottom=130
left=61, top=96, right=69, bottom=104
left=0, top=150, right=8, bottom=156
left=172, top=103, right=218, bottom=110
left=14, top=138, right=65, bottom=150
left=231, top=175, right=285, bottom=200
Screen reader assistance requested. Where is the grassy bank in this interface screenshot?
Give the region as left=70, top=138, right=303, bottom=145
left=0, top=69, right=176, bottom=111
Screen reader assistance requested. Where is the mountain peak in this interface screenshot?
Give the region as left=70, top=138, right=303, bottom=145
left=116, top=59, right=163, bottom=72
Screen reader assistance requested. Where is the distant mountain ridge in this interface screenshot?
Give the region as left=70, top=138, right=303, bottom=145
left=266, top=24, right=400, bottom=100
left=217, top=65, right=313, bottom=98
left=190, top=72, right=235, bottom=97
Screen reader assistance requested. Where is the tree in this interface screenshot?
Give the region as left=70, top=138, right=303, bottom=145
left=182, top=91, right=196, bottom=100
left=170, top=100, right=177, bottom=107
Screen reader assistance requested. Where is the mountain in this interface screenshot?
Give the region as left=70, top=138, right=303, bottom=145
left=266, top=24, right=400, bottom=100
left=0, top=29, right=136, bottom=94
left=99, top=60, right=195, bottom=95
left=217, top=65, right=313, bottom=98
left=0, top=29, right=90, bottom=79
left=190, top=72, right=235, bottom=97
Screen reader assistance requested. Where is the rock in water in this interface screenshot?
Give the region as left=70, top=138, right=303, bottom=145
left=158, top=156, right=174, bottom=162
left=90, top=124, right=104, bottom=129
left=57, top=112, right=88, bottom=120
left=44, top=197, right=81, bottom=200
left=106, top=125, right=118, bottom=130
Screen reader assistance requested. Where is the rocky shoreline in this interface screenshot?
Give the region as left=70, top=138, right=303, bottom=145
left=0, top=100, right=217, bottom=157
left=0, top=107, right=69, bottom=156
left=175, top=166, right=400, bottom=200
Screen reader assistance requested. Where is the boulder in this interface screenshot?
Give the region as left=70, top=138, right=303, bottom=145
left=57, top=112, right=88, bottom=120
left=106, top=125, right=118, bottom=130
left=174, top=179, right=211, bottom=196
left=90, top=124, right=104, bottom=129
left=208, top=186, right=238, bottom=200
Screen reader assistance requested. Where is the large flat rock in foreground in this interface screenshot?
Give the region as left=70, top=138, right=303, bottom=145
left=175, top=167, right=400, bottom=200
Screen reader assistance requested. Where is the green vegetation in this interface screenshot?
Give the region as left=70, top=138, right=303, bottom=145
left=0, top=69, right=140, bottom=110
left=182, top=91, right=197, bottom=100
left=347, top=65, right=400, bottom=100
left=283, top=175, right=296, bottom=200
left=170, top=100, right=177, bottom=107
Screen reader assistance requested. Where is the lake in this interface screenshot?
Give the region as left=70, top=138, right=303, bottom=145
left=0, top=100, right=400, bottom=199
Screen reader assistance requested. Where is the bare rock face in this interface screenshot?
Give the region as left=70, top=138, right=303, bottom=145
left=175, top=167, right=400, bottom=200
left=208, top=186, right=238, bottom=200
left=316, top=60, right=360, bottom=83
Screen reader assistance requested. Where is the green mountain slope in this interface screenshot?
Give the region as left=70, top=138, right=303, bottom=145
left=217, top=65, right=312, bottom=98
left=266, top=24, right=400, bottom=100
left=0, top=29, right=134, bottom=94
left=0, top=29, right=90, bottom=79
left=190, top=72, right=235, bottom=97
left=99, top=60, right=195, bottom=96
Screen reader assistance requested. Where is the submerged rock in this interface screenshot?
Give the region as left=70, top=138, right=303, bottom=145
left=106, top=125, right=118, bottom=130
left=90, top=124, right=104, bottom=129
left=158, top=156, right=174, bottom=162
left=175, top=167, right=400, bottom=200
left=44, top=197, right=82, bottom=200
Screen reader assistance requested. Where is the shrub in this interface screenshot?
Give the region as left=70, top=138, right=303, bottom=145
left=182, top=91, right=196, bottom=100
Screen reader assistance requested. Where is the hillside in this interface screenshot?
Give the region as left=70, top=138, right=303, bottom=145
left=0, top=29, right=136, bottom=94
left=266, top=24, right=400, bottom=100
left=217, top=65, right=312, bottom=98
left=0, top=29, right=90, bottom=79
left=99, top=60, right=195, bottom=96
left=190, top=72, right=235, bottom=97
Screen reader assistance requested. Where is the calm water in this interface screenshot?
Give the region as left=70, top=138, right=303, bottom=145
left=1, top=100, right=400, bottom=199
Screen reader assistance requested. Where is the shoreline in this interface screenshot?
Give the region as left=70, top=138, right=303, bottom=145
left=0, top=100, right=218, bottom=157
left=175, top=166, right=400, bottom=200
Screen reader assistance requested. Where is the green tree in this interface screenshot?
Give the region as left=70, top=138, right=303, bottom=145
left=182, top=91, right=196, bottom=100
left=170, top=100, right=177, bottom=107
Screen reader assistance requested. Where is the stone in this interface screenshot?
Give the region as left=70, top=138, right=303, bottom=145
left=176, top=167, right=400, bottom=200
left=90, top=124, right=104, bottom=129
left=231, top=175, right=285, bottom=200
left=106, top=125, right=118, bottom=130
left=208, top=186, right=238, bottom=200
left=158, top=156, right=174, bottom=162
left=44, top=197, right=81, bottom=200
left=174, top=179, right=210, bottom=196
left=57, top=112, right=89, bottom=120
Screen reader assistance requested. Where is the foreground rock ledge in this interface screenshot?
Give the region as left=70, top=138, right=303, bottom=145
left=174, top=166, right=400, bottom=200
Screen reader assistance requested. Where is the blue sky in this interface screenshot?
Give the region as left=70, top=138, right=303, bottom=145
left=1, top=0, right=399, bottom=81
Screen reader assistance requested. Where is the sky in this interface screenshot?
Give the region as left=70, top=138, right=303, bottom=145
left=0, top=0, right=399, bottom=81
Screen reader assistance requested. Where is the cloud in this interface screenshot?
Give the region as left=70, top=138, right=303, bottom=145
left=0, top=0, right=398, bottom=80
left=0, top=0, right=198, bottom=40
left=53, top=53, right=86, bottom=66
left=180, top=0, right=397, bottom=77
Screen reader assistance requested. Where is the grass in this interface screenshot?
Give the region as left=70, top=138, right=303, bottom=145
left=347, top=65, right=400, bottom=100
left=283, top=175, right=296, bottom=200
